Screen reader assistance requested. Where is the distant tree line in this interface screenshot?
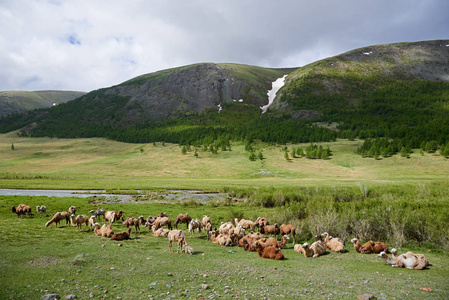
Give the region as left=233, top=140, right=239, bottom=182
left=281, top=76, right=449, bottom=157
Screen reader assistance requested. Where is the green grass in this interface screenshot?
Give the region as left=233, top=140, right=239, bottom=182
left=1, top=196, right=448, bottom=300
left=1, top=134, right=449, bottom=298
left=1, top=134, right=448, bottom=190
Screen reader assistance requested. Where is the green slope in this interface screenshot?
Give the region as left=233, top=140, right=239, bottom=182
left=0, top=90, right=86, bottom=117
left=273, top=40, right=449, bottom=144
left=0, top=63, right=299, bottom=141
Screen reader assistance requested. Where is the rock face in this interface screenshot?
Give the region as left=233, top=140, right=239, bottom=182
left=101, top=63, right=289, bottom=122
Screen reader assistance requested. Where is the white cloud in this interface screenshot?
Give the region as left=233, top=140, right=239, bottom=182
left=0, top=0, right=448, bottom=92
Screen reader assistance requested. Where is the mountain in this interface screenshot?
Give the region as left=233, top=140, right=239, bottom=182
left=1, top=40, right=448, bottom=147
left=0, top=90, right=86, bottom=117
left=75, top=63, right=295, bottom=123
left=274, top=39, right=449, bottom=113
left=271, top=39, right=449, bottom=143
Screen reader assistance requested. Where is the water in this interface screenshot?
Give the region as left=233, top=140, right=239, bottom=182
left=0, top=189, right=228, bottom=203
left=0, top=189, right=116, bottom=198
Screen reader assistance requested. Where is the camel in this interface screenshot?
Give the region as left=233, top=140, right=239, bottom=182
left=201, top=215, right=211, bottom=227
left=253, top=241, right=284, bottom=260
left=310, top=234, right=327, bottom=257
left=175, top=213, right=192, bottom=229
left=122, top=217, right=140, bottom=234
left=70, top=214, right=89, bottom=230
left=45, top=212, right=67, bottom=227
left=351, top=238, right=362, bottom=253
left=360, top=240, right=388, bottom=254
left=93, top=223, right=114, bottom=238
left=279, top=224, right=296, bottom=244
left=235, top=218, right=256, bottom=231
left=322, top=232, right=345, bottom=253
left=168, top=230, right=192, bottom=254
left=294, top=243, right=314, bottom=257
left=378, top=250, right=429, bottom=270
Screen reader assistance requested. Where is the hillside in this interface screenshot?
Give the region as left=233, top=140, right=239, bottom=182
left=273, top=40, right=449, bottom=144
left=58, top=63, right=294, bottom=124
left=0, top=40, right=448, bottom=147
left=0, top=90, right=86, bottom=117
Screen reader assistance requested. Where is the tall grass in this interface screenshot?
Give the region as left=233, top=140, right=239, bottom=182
left=242, top=183, right=449, bottom=250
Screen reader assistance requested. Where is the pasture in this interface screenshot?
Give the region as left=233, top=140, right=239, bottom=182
left=1, top=133, right=449, bottom=190
left=1, top=133, right=449, bottom=299
left=1, top=195, right=449, bottom=299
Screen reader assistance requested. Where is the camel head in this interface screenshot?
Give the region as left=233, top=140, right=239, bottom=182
left=252, top=240, right=260, bottom=248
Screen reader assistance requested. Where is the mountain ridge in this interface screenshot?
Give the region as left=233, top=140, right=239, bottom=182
left=1, top=39, right=448, bottom=148
left=0, top=90, right=86, bottom=117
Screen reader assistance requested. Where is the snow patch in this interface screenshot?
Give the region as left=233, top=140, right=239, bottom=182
left=363, top=51, right=373, bottom=55
left=217, top=103, right=222, bottom=113
left=232, top=99, right=243, bottom=103
left=260, top=75, right=287, bottom=114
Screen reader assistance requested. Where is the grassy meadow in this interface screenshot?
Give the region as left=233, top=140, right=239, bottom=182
left=1, top=196, right=449, bottom=300
left=1, top=132, right=448, bottom=190
left=1, top=133, right=449, bottom=299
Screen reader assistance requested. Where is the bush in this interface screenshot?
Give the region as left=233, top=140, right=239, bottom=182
left=242, top=184, right=449, bottom=249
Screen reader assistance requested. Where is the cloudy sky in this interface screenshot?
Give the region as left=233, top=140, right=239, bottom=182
left=1, top=0, right=448, bottom=92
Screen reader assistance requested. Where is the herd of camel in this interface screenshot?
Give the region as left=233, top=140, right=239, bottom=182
left=12, top=203, right=430, bottom=269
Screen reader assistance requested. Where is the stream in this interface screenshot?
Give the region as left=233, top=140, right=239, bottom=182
left=0, top=189, right=228, bottom=203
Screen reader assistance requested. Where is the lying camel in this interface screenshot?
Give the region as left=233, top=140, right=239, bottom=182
left=360, top=240, right=388, bottom=254
left=294, top=242, right=314, bottom=257
left=253, top=241, right=284, bottom=260
left=378, top=249, right=429, bottom=270
left=93, top=223, right=114, bottom=238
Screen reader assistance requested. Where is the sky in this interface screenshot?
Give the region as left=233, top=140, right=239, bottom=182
left=0, top=0, right=448, bottom=92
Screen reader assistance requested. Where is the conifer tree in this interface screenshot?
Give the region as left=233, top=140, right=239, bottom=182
left=249, top=152, right=256, bottom=161
left=400, top=147, right=409, bottom=158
